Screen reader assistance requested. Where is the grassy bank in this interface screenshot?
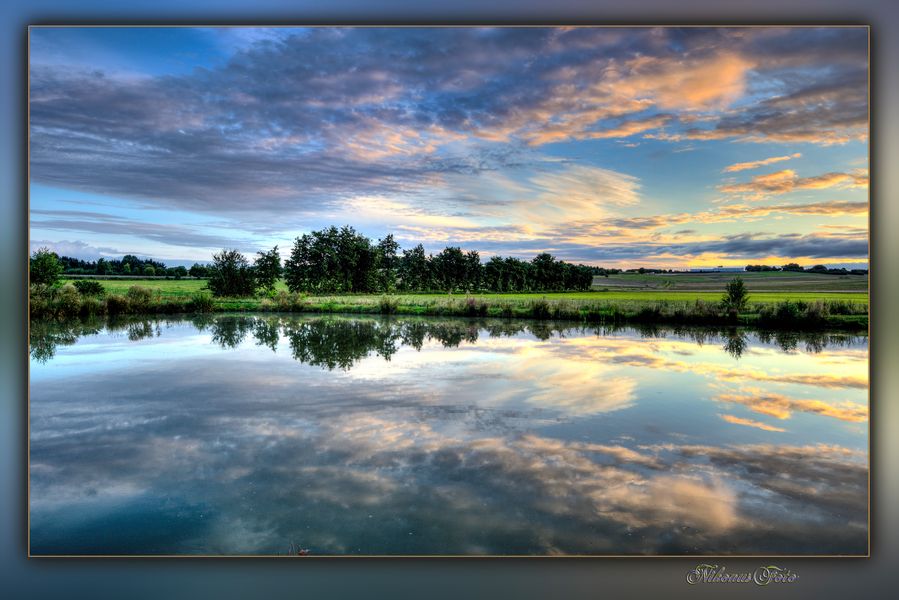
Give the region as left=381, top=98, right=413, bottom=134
left=32, top=284, right=868, bottom=330
left=60, top=277, right=869, bottom=303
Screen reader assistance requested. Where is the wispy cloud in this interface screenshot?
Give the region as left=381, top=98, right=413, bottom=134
left=720, top=168, right=868, bottom=199
left=723, top=153, right=802, bottom=173
left=28, top=26, right=869, bottom=264
left=716, top=389, right=868, bottom=422
left=30, top=209, right=246, bottom=250
left=719, top=414, right=786, bottom=432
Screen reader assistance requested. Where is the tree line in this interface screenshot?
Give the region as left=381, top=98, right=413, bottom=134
left=53, top=254, right=214, bottom=278
left=747, top=263, right=868, bottom=275
left=281, top=225, right=594, bottom=295
left=203, top=225, right=595, bottom=297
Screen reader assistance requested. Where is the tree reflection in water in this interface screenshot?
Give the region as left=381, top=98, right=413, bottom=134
left=30, top=313, right=865, bottom=366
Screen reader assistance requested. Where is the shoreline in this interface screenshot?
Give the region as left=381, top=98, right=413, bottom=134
left=29, top=291, right=869, bottom=331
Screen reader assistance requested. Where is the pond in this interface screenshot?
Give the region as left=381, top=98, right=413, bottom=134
left=29, top=314, right=868, bottom=555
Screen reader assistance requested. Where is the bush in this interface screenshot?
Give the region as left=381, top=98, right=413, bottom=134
left=73, top=280, right=106, bottom=296
left=106, top=294, right=129, bottom=315
left=29, top=286, right=50, bottom=318
left=126, top=286, right=156, bottom=311
left=30, top=247, right=63, bottom=287
left=635, top=304, right=662, bottom=322
left=79, top=296, right=104, bottom=316
left=379, top=296, right=399, bottom=314
left=463, top=297, right=488, bottom=317
left=56, top=284, right=82, bottom=317
left=720, top=277, right=749, bottom=312
left=207, top=249, right=257, bottom=297
left=530, top=298, right=551, bottom=319
left=187, top=292, right=215, bottom=313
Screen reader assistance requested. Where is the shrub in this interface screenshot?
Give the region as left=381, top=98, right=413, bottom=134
left=105, top=294, right=129, bottom=315
left=73, top=280, right=106, bottom=296
left=530, top=298, right=551, bottom=319
left=806, top=301, right=829, bottom=323
left=463, top=297, right=487, bottom=317
left=775, top=301, right=800, bottom=321
left=187, top=292, right=215, bottom=313
left=29, top=286, right=50, bottom=318
left=79, top=296, right=104, bottom=316
left=379, top=296, right=399, bottom=314
left=635, top=304, right=662, bottom=322
left=56, top=284, right=82, bottom=317
left=720, top=277, right=749, bottom=312
left=207, top=249, right=256, bottom=297
left=30, top=247, right=63, bottom=287
left=126, top=285, right=156, bottom=311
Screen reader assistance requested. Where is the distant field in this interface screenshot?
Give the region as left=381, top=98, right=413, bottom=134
left=63, top=278, right=216, bottom=298
left=63, top=277, right=869, bottom=305
left=593, top=271, right=868, bottom=292
left=293, top=291, right=869, bottom=305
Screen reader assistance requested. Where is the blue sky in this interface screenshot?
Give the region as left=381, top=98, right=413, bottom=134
left=29, top=27, right=868, bottom=268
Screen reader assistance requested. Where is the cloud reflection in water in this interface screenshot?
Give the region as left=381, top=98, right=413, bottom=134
left=29, top=315, right=867, bottom=555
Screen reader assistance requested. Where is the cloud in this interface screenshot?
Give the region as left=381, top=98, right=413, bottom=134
left=29, top=315, right=868, bottom=554
left=723, top=153, right=802, bottom=173
left=470, top=230, right=869, bottom=265
left=29, top=26, right=868, bottom=222
left=719, top=414, right=786, bottom=432
left=715, top=390, right=868, bottom=422
left=29, top=239, right=123, bottom=260
left=341, top=162, right=642, bottom=238
left=578, top=115, right=672, bottom=140
left=608, top=52, right=754, bottom=111
left=661, top=442, right=867, bottom=519
left=719, top=169, right=868, bottom=199
left=30, top=209, right=245, bottom=251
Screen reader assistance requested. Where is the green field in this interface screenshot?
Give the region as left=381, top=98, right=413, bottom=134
left=41, top=276, right=867, bottom=329
left=62, top=277, right=869, bottom=305
left=592, top=270, right=868, bottom=292
left=62, top=278, right=231, bottom=298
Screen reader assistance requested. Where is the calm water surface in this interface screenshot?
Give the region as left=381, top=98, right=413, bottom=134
left=29, top=314, right=868, bottom=555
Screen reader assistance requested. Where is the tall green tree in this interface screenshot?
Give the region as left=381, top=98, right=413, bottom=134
left=284, top=233, right=316, bottom=293
left=207, top=249, right=256, bottom=297
left=188, top=263, right=209, bottom=278
left=254, top=245, right=282, bottom=293
left=432, top=247, right=468, bottom=293
left=398, top=244, right=430, bottom=291
left=376, top=234, right=400, bottom=292
left=531, top=253, right=562, bottom=291
left=464, top=250, right=482, bottom=292
left=30, top=247, right=63, bottom=287
left=483, top=256, right=506, bottom=292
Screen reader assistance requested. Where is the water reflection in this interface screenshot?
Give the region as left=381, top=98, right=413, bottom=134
left=31, top=314, right=864, bottom=365
left=29, top=314, right=868, bottom=555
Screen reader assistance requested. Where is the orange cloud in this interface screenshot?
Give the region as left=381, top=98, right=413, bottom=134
left=581, top=115, right=672, bottom=140
left=716, top=390, right=868, bottom=422
left=724, top=153, right=802, bottom=173
left=476, top=52, right=755, bottom=146
left=720, top=168, right=868, bottom=199
left=719, top=414, right=787, bottom=432
left=611, top=53, right=755, bottom=111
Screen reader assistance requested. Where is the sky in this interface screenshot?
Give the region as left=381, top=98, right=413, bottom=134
left=28, top=26, right=869, bottom=268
